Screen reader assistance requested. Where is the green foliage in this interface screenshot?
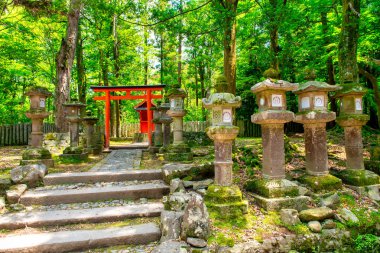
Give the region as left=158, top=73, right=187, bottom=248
left=232, top=145, right=261, bottom=177
left=354, top=234, right=380, bottom=253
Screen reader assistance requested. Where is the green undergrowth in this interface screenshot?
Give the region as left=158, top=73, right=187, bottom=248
left=233, top=145, right=261, bottom=176
left=354, top=234, right=380, bottom=252
left=0, top=168, right=11, bottom=177
left=54, top=155, right=90, bottom=165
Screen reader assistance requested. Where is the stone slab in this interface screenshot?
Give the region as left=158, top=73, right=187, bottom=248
left=20, top=182, right=170, bottom=206
left=44, top=170, right=162, bottom=185
left=0, top=202, right=164, bottom=229
left=0, top=223, right=160, bottom=253
left=250, top=193, right=311, bottom=211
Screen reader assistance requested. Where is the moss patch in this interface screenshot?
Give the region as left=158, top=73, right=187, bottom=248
left=333, top=169, right=379, bottom=186
left=245, top=179, right=299, bottom=198
left=364, top=161, right=380, bottom=175
left=22, top=148, right=51, bottom=160
left=298, top=174, right=342, bottom=193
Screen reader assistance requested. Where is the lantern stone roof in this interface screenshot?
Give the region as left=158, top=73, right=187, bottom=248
left=202, top=93, right=241, bottom=109
left=63, top=101, right=86, bottom=107
left=294, top=81, right=341, bottom=94
left=335, top=83, right=367, bottom=97
left=167, top=88, right=187, bottom=98
left=25, top=86, right=52, bottom=97
left=251, top=78, right=298, bottom=94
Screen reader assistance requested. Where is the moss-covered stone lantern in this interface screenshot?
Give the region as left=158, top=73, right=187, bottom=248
left=246, top=73, right=309, bottom=211
left=202, top=87, right=248, bottom=222
left=21, top=86, right=54, bottom=167
left=334, top=85, right=379, bottom=187
left=61, top=101, right=87, bottom=160
left=293, top=79, right=342, bottom=192
left=159, top=102, right=173, bottom=148
left=164, top=87, right=193, bottom=162
left=83, top=111, right=101, bottom=155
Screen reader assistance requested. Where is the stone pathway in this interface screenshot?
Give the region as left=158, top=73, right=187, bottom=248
left=0, top=150, right=167, bottom=253
left=90, top=150, right=143, bottom=171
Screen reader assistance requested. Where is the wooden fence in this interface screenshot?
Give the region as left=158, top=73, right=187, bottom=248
left=0, top=123, right=56, bottom=146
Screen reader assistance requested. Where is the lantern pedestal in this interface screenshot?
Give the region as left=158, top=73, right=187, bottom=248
left=21, top=87, right=54, bottom=168
left=334, top=116, right=379, bottom=186
left=60, top=102, right=88, bottom=160
left=150, top=108, right=163, bottom=154
left=83, top=116, right=101, bottom=155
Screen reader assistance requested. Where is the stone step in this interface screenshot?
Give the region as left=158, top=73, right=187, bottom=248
left=0, top=202, right=163, bottom=230
left=0, top=222, right=160, bottom=253
left=44, top=169, right=162, bottom=185
left=20, top=182, right=169, bottom=206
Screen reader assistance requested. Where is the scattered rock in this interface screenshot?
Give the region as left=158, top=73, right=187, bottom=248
left=0, top=177, right=12, bottom=195
left=322, top=219, right=336, bottom=229
left=367, top=185, right=380, bottom=201
left=308, top=221, right=322, bottom=233
left=152, top=240, right=188, bottom=253
left=187, top=237, right=207, bottom=248
left=280, top=209, right=301, bottom=226
left=6, top=184, right=27, bottom=204
left=11, top=164, right=47, bottom=187
left=183, top=181, right=194, bottom=188
left=320, top=193, right=340, bottom=209
left=193, top=179, right=213, bottom=190
left=181, top=194, right=210, bottom=240
left=299, top=207, right=334, bottom=222
left=339, top=208, right=359, bottom=224
left=298, top=186, right=310, bottom=196
left=196, top=189, right=207, bottom=196
left=170, top=178, right=186, bottom=194
left=161, top=210, right=184, bottom=242
left=164, top=192, right=192, bottom=211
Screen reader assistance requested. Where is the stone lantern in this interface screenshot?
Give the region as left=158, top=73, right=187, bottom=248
left=83, top=111, right=101, bottom=155
left=202, top=90, right=248, bottom=220
left=246, top=75, right=309, bottom=210
left=203, top=92, right=241, bottom=186
left=21, top=86, right=54, bottom=167
left=150, top=106, right=163, bottom=154
left=335, top=85, right=379, bottom=187
left=61, top=101, right=87, bottom=159
left=293, top=80, right=342, bottom=192
left=164, top=87, right=193, bottom=161
left=159, top=102, right=173, bottom=148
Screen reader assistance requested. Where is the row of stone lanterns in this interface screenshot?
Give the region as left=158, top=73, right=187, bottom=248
left=21, top=87, right=102, bottom=167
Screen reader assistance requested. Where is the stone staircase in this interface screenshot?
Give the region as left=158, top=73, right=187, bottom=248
left=0, top=150, right=169, bottom=253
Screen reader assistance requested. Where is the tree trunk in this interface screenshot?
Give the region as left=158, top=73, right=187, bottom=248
left=55, top=0, right=81, bottom=132
left=221, top=0, right=238, bottom=94
left=113, top=14, right=120, bottom=137
left=76, top=22, right=86, bottom=117
left=321, top=11, right=337, bottom=116
left=160, top=33, right=164, bottom=85
left=177, top=0, right=183, bottom=87
left=144, top=25, right=149, bottom=85
left=338, top=0, right=360, bottom=84
left=359, top=68, right=380, bottom=128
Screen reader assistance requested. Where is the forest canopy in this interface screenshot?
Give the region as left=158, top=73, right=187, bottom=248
left=0, top=0, right=379, bottom=130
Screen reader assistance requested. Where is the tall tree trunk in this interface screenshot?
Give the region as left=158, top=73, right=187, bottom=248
left=76, top=22, right=86, bottom=117
left=55, top=0, right=81, bottom=132
left=338, top=0, right=360, bottom=84
left=160, top=33, right=164, bottom=85
left=359, top=68, right=380, bottom=128
left=144, top=25, right=149, bottom=85
left=321, top=11, right=337, bottom=115
left=177, top=0, right=183, bottom=87
left=194, top=52, right=199, bottom=106
left=113, top=14, right=120, bottom=137
left=220, top=0, right=238, bottom=94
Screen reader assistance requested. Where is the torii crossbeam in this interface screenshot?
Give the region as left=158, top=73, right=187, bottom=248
left=90, top=85, right=166, bottom=150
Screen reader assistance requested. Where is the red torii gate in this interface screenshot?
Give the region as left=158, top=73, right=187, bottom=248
left=91, top=85, right=166, bottom=150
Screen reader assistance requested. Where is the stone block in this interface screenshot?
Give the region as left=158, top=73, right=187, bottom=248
left=251, top=193, right=311, bottom=211
left=280, top=209, right=301, bottom=226
left=162, top=163, right=214, bottom=184
left=20, top=159, right=54, bottom=168
left=245, top=178, right=299, bottom=198
left=0, top=196, right=5, bottom=211
left=160, top=210, right=184, bottom=242
left=334, top=169, right=379, bottom=186
left=299, top=207, right=334, bottom=222
left=204, top=184, right=243, bottom=204
left=6, top=184, right=27, bottom=204
left=298, top=174, right=342, bottom=193
left=11, top=164, right=47, bottom=187
left=22, top=148, right=52, bottom=160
